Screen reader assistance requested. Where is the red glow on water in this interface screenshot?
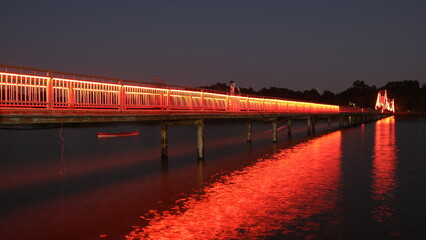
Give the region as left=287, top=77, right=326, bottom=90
left=127, top=131, right=343, bottom=239
left=372, top=116, right=397, bottom=223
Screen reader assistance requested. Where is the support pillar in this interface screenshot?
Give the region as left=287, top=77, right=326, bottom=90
left=287, top=117, right=292, bottom=136
left=197, top=160, right=205, bottom=188
left=307, top=117, right=313, bottom=135
left=161, top=121, right=168, bottom=159
left=339, top=116, right=344, bottom=128
left=327, top=117, right=332, bottom=130
left=272, top=118, right=277, bottom=143
left=246, top=120, right=252, bottom=143
left=311, top=116, right=316, bottom=133
left=196, top=119, right=205, bottom=160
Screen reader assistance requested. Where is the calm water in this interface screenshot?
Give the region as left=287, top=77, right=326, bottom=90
left=0, top=115, right=425, bottom=240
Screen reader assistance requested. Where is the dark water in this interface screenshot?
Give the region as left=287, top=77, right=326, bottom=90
left=0, top=116, right=425, bottom=240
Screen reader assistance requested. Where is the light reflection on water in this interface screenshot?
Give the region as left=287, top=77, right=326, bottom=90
left=127, top=131, right=343, bottom=240
left=372, top=116, right=398, bottom=225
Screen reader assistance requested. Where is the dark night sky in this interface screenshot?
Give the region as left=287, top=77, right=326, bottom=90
left=1, top=0, right=425, bottom=93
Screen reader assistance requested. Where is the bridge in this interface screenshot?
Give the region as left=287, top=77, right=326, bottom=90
left=1, top=64, right=385, bottom=159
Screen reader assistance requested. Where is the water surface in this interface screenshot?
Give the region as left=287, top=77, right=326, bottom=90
left=1, top=116, right=425, bottom=239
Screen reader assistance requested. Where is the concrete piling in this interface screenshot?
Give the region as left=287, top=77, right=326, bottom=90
left=161, top=121, right=168, bottom=159
left=246, top=120, right=252, bottom=143
left=196, top=119, right=205, bottom=160
left=272, top=118, right=277, bottom=143
left=287, top=117, right=292, bottom=136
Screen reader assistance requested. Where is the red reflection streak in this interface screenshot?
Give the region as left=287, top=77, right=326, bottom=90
left=127, top=131, right=342, bottom=240
left=372, top=116, right=397, bottom=223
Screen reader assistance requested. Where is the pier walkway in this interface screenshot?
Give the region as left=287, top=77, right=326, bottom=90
left=0, top=65, right=385, bottom=159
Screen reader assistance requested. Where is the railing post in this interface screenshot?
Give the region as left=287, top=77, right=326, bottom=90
left=118, top=81, right=125, bottom=111
left=69, top=81, right=75, bottom=108
left=46, top=71, right=53, bottom=109
left=226, top=95, right=230, bottom=111
left=246, top=97, right=250, bottom=111
left=167, top=88, right=171, bottom=110
left=201, top=90, right=205, bottom=110
left=160, top=90, right=164, bottom=109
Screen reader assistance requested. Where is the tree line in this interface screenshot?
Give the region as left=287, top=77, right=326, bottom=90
left=200, top=80, right=426, bottom=112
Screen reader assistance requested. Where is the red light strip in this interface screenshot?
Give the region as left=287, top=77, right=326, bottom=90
left=54, top=77, right=122, bottom=87
left=0, top=72, right=50, bottom=80
left=1, top=71, right=341, bottom=113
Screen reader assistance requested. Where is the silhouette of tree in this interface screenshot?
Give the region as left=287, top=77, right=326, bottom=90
left=383, top=80, right=421, bottom=112
left=240, top=86, right=256, bottom=95
left=420, top=83, right=426, bottom=111
left=336, top=80, right=377, bottom=108
left=303, top=89, right=321, bottom=102
left=320, top=90, right=337, bottom=104
left=199, top=82, right=228, bottom=92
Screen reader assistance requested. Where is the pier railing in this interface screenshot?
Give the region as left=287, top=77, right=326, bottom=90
left=0, top=65, right=370, bottom=114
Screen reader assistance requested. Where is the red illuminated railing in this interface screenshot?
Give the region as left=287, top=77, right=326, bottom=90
left=0, top=65, right=371, bottom=114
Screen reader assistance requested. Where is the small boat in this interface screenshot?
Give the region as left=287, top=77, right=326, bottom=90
left=97, top=130, right=139, bottom=138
